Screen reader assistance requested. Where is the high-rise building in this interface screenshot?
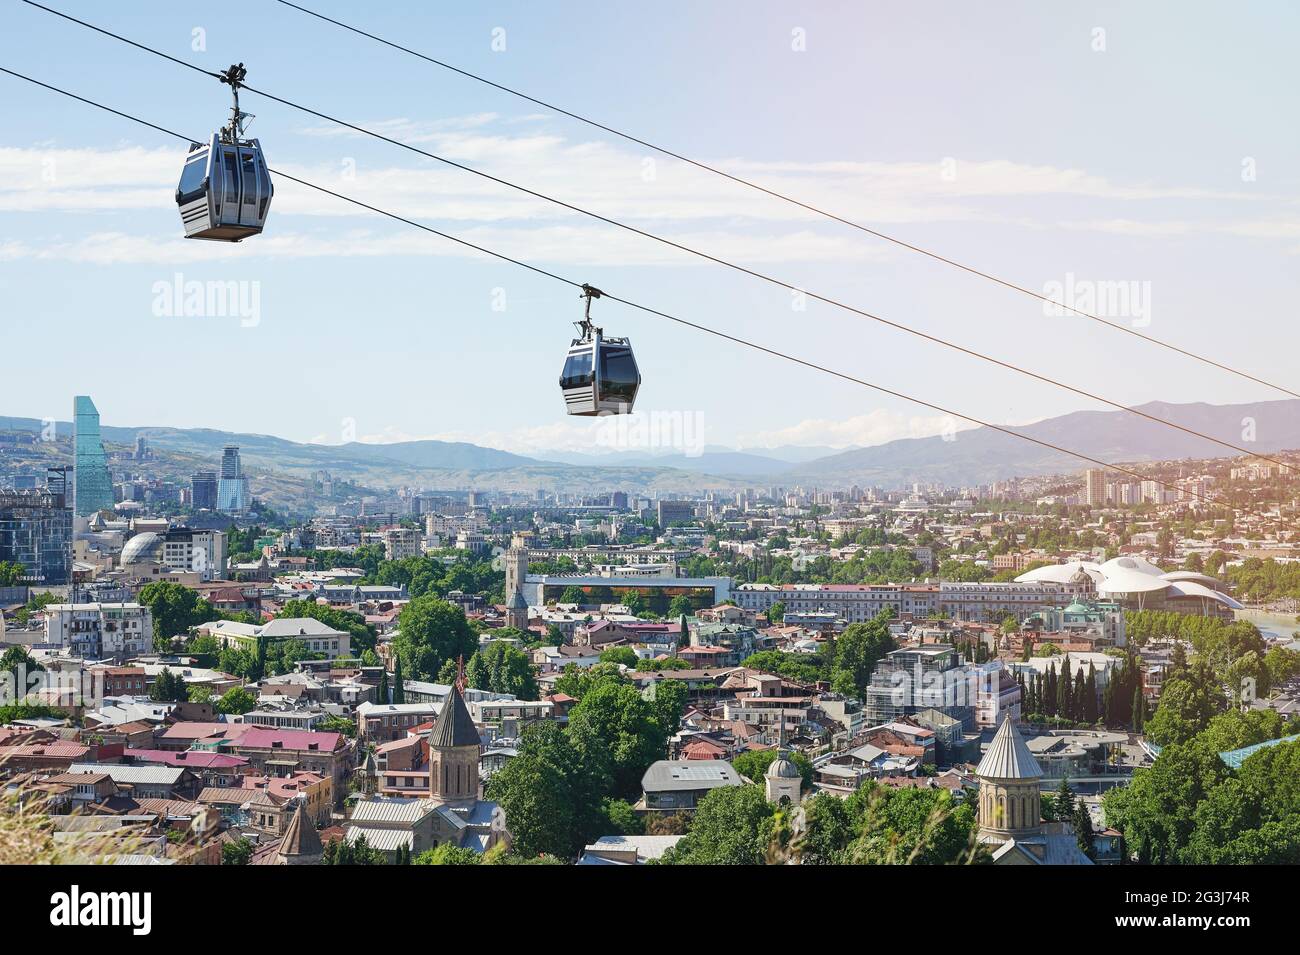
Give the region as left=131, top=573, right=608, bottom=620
left=72, top=395, right=115, bottom=517
left=216, top=445, right=249, bottom=513
left=191, top=471, right=218, bottom=511
left=162, top=527, right=227, bottom=581
left=1084, top=468, right=1106, bottom=507
left=656, top=499, right=696, bottom=526
left=0, top=480, right=73, bottom=585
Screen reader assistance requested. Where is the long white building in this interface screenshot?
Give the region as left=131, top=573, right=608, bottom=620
left=734, top=580, right=1091, bottom=623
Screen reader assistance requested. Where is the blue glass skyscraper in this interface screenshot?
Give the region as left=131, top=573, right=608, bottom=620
left=216, top=444, right=248, bottom=513
left=73, top=395, right=115, bottom=517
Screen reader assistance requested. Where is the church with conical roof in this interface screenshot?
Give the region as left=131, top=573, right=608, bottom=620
left=428, top=679, right=483, bottom=809
left=343, top=675, right=507, bottom=860
left=975, top=716, right=1093, bottom=865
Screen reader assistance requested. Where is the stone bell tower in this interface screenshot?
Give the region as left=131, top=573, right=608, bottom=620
left=428, top=664, right=482, bottom=810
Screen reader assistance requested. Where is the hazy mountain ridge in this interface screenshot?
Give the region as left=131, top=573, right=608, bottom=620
left=780, top=399, right=1300, bottom=487
left=3, top=398, right=1294, bottom=492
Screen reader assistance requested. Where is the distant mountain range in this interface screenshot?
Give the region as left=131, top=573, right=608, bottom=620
left=2, top=398, right=1295, bottom=491
left=778, top=399, right=1300, bottom=487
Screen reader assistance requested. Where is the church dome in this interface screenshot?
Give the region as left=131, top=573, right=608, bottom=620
left=1068, top=566, right=1095, bottom=587
left=766, top=753, right=801, bottom=780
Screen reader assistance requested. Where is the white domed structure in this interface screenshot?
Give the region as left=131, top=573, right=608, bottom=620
left=764, top=724, right=803, bottom=805
left=120, top=532, right=164, bottom=565
left=1016, top=560, right=1102, bottom=586
left=1016, top=555, right=1239, bottom=615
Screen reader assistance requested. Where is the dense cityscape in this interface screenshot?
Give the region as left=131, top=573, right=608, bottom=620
left=2, top=393, right=1298, bottom=869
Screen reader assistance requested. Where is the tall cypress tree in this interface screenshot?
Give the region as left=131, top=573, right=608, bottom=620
left=1057, top=656, right=1073, bottom=721
left=1084, top=664, right=1098, bottom=723
left=1073, top=798, right=1096, bottom=860
left=379, top=668, right=390, bottom=705
left=1044, top=663, right=1058, bottom=718
left=393, top=656, right=405, bottom=704
left=1053, top=776, right=1075, bottom=821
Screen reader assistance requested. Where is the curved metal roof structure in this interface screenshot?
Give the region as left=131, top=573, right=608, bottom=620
left=1166, top=580, right=1244, bottom=610
left=1015, top=560, right=1102, bottom=585
left=120, top=532, right=164, bottom=565
left=1018, top=555, right=1242, bottom=612
left=1161, top=570, right=1225, bottom=587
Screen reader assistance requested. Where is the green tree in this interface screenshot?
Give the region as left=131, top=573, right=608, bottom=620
left=567, top=680, right=671, bottom=799
left=1052, top=777, right=1076, bottom=822
left=414, top=844, right=480, bottom=865
left=149, top=668, right=187, bottom=703
left=1145, top=667, right=1225, bottom=746
left=732, top=747, right=814, bottom=791
left=598, top=798, right=644, bottom=836
left=1102, top=738, right=1233, bottom=864
left=1072, top=797, right=1096, bottom=861
left=466, top=642, right=540, bottom=699
left=221, top=837, right=253, bottom=865
left=660, top=785, right=774, bottom=865
left=137, top=581, right=218, bottom=647
left=599, top=646, right=639, bottom=668
left=667, top=595, right=694, bottom=619
left=215, top=686, right=257, bottom=715
left=391, top=596, right=477, bottom=680
left=0, top=645, right=43, bottom=690
left=488, top=722, right=607, bottom=858
left=322, top=833, right=386, bottom=865
left=828, top=612, right=895, bottom=699
left=841, top=785, right=980, bottom=865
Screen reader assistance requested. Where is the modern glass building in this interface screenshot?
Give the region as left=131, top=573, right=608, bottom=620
left=73, top=395, right=115, bottom=517
left=191, top=470, right=218, bottom=511
left=0, top=481, right=73, bottom=585
left=216, top=445, right=248, bottom=512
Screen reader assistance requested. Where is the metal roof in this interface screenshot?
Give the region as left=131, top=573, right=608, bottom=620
left=640, top=759, right=743, bottom=792
left=345, top=825, right=413, bottom=853
left=975, top=718, right=1043, bottom=781
left=349, top=796, right=438, bottom=824
left=70, top=762, right=186, bottom=785
left=429, top=684, right=482, bottom=749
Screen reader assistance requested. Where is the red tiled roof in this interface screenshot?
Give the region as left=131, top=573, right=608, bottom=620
left=0, top=741, right=90, bottom=757
left=158, top=722, right=254, bottom=742
left=125, top=748, right=249, bottom=769
left=236, top=728, right=343, bottom=752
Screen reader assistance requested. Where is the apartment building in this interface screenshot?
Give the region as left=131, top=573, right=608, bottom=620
left=43, top=602, right=153, bottom=659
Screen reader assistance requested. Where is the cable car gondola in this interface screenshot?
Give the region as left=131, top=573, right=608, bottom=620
left=559, top=285, right=641, bottom=416
left=175, top=64, right=273, bottom=242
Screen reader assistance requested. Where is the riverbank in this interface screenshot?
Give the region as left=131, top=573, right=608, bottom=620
left=1235, top=608, right=1300, bottom=641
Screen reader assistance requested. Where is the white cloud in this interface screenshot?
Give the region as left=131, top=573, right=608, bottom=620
left=0, top=118, right=1278, bottom=243
left=736, top=409, right=975, bottom=449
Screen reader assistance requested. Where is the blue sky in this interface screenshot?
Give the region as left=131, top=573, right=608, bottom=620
left=2, top=0, right=1298, bottom=457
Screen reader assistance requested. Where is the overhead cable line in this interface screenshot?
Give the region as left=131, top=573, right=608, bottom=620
left=1, top=64, right=1288, bottom=535
left=20, top=0, right=1297, bottom=475
left=261, top=0, right=1300, bottom=402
